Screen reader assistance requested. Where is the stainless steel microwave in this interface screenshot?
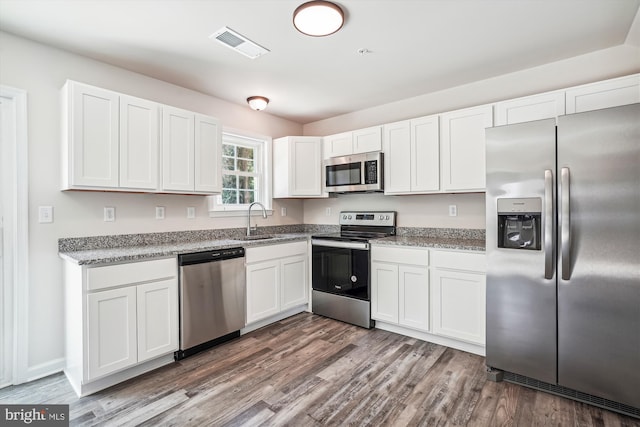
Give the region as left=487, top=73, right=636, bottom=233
left=324, top=152, right=384, bottom=193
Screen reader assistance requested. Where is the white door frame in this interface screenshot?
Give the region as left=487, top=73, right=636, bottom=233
left=0, top=85, right=29, bottom=387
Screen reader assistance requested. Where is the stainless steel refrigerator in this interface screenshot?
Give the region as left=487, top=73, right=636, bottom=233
left=485, top=103, right=640, bottom=416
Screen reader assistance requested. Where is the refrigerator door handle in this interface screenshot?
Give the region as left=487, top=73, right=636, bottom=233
left=544, top=169, right=554, bottom=279
left=560, top=167, right=571, bottom=280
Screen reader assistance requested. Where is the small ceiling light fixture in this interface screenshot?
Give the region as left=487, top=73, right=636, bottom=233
left=247, top=96, right=269, bottom=111
left=293, top=1, right=344, bottom=37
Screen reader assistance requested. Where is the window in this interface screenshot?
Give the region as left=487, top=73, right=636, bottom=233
left=208, top=131, right=271, bottom=214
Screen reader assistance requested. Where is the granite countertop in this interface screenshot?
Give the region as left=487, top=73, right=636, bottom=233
left=59, top=233, right=312, bottom=265
left=371, top=235, right=486, bottom=252
left=59, top=225, right=486, bottom=265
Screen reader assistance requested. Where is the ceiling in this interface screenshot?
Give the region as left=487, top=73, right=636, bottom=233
left=0, top=0, right=638, bottom=124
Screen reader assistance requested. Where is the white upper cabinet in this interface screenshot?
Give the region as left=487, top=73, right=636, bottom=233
left=440, top=105, right=493, bottom=192
left=162, top=106, right=194, bottom=192
left=62, top=80, right=221, bottom=195
left=63, top=81, right=120, bottom=189
left=194, top=114, right=222, bottom=193
left=352, top=126, right=382, bottom=154
left=273, top=136, right=325, bottom=198
left=323, top=126, right=382, bottom=158
left=119, top=95, right=159, bottom=190
left=323, top=131, right=352, bottom=158
left=383, top=115, right=439, bottom=195
left=495, top=91, right=565, bottom=126
left=161, top=106, right=221, bottom=194
left=565, top=74, right=640, bottom=114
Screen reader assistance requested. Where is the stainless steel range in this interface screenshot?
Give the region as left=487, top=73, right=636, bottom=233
left=311, top=211, right=396, bottom=328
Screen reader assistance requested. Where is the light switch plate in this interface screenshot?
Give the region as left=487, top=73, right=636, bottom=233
left=104, top=207, right=115, bottom=222
left=38, top=206, right=53, bottom=223
left=449, top=205, right=458, bottom=217
left=187, top=207, right=196, bottom=219
left=281, top=207, right=287, bottom=217
left=156, top=206, right=165, bottom=220
left=325, top=207, right=331, bottom=216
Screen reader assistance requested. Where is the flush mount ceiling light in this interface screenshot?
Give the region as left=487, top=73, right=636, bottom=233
left=293, top=1, right=344, bottom=37
left=247, top=96, right=269, bottom=111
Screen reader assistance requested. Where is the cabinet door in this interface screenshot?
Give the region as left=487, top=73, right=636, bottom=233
left=291, top=137, right=323, bottom=196
left=323, top=132, right=352, bottom=158
left=430, top=269, right=486, bottom=345
left=399, top=265, right=429, bottom=332
left=440, top=105, right=493, bottom=192
left=495, top=91, right=565, bottom=126
left=371, top=262, right=399, bottom=323
left=137, top=279, right=178, bottom=363
left=353, top=126, right=382, bottom=154
left=281, top=255, right=308, bottom=310
left=87, top=287, right=137, bottom=380
left=411, top=115, right=440, bottom=192
left=70, top=82, right=119, bottom=188
left=566, top=74, right=640, bottom=114
left=194, top=114, right=221, bottom=193
left=383, top=120, right=411, bottom=194
left=120, top=95, right=159, bottom=190
left=162, top=106, right=194, bottom=191
left=246, top=260, right=280, bottom=324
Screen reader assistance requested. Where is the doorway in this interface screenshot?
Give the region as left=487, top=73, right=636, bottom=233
left=0, top=86, right=28, bottom=388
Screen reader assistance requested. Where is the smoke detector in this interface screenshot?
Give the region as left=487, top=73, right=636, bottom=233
left=209, top=27, right=270, bottom=59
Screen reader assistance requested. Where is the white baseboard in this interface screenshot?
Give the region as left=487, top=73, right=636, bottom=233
left=21, top=357, right=65, bottom=384
left=375, top=321, right=486, bottom=357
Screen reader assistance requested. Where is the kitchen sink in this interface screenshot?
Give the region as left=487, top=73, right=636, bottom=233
left=240, top=234, right=275, bottom=241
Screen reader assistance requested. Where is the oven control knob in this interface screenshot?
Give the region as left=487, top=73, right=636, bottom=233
left=348, top=215, right=352, bottom=219
left=385, top=215, right=390, bottom=220
left=351, top=275, right=357, bottom=283
left=379, top=215, right=384, bottom=220
left=342, top=214, right=347, bottom=220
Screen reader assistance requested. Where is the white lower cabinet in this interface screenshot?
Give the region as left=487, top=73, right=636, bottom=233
left=372, top=245, right=486, bottom=355
left=430, top=250, right=486, bottom=346
left=87, top=286, right=138, bottom=380
left=245, top=241, right=308, bottom=325
left=371, top=246, right=429, bottom=332
left=64, top=257, right=178, bottom=396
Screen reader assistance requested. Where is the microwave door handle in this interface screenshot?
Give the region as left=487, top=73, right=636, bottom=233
left=544, top=169, right=554, bottom=279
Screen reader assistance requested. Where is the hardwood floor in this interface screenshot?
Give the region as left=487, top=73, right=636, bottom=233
left=1, top=313, right=639, bottom=426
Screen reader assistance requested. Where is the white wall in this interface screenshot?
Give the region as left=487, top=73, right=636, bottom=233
left=0, top=31, right=303, bottom=378
left=302, top=44, right=640, bottom=228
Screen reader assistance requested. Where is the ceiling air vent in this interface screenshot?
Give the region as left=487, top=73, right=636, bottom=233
left=209, top=27, right=269, bottom=59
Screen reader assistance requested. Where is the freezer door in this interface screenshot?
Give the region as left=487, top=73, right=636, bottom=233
left=557, top=103, right=640, bottom=408
left=485, top=119, right=557, bottom=384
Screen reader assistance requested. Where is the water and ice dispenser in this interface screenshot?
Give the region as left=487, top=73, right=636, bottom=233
left=497, top=198, right=542, bottom=250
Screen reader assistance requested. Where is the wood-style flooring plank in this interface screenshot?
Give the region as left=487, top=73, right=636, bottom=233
left=1, top=312, right=639, bottom=427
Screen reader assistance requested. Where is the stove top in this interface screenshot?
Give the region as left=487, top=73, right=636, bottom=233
left=312, top=211, right=396, bottom=242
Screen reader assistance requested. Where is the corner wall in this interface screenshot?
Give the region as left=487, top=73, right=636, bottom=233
left=0, top=31, right=303, bottom=378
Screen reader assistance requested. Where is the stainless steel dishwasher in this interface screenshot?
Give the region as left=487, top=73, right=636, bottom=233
left=175, top=247, right=245, bottom=360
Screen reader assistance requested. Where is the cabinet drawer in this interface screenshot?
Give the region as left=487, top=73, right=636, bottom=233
left=430, top=250, right=485, bottom=272
left=371, top=246, right=428, bottom=266
left=87, top=258, right=177, bottom=291
left=246, top=241, right=307, bottom=264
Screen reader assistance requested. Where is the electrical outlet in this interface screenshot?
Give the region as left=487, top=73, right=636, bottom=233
left=156, top=206, right=165, bottom=220
left=38, top=206, right=53, bottom=223
left=325, top=207, right=331, bottom=216
left=281, top=207, right=287, bottom=217
left=104, top=207, right=115, bottom=222
left=187, top=207, right=196, bottom=219
left=449, top=205, right=458, bottom=217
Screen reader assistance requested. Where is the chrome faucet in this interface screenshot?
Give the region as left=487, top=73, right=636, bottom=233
left=247, top=202, right=267, bottom=236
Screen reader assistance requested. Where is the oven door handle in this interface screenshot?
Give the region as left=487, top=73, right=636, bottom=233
left=311, top=239, right=370, bottom=250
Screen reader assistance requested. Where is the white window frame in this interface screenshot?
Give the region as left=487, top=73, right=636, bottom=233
left=208, top=128, right=272, bottom=216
